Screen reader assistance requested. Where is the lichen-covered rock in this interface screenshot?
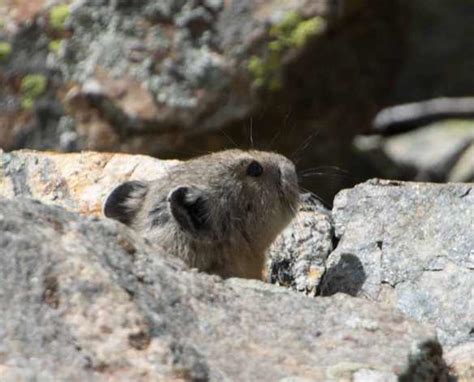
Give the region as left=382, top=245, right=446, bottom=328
left=0, top=0, right=335, bottom=155
left=321, top=179, right=474, bottom=349
left=0, top=197, right=453, bottom=381
left=267, top=193, right=333, bottom=295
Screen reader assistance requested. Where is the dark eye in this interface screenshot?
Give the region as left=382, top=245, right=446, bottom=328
left=246, top=160, right=263, bottom=177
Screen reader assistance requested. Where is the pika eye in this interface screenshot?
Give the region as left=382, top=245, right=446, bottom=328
left=246, top=160, right=263, bottom=177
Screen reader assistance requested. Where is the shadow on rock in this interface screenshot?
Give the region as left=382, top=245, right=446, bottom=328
left=399, top=340, right=458, bottom=382
left=319, top=253, right=366, bottom=297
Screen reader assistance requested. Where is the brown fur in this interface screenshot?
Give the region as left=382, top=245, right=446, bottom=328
left=104, top=149, right=299, bottom=279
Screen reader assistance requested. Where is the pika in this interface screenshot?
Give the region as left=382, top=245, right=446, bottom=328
left=103, top=149, right=299, bottom=279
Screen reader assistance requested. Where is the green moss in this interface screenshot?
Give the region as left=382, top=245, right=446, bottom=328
left=268, top=40, right=283, bottom=53
left=248, top=11, right=326, bottom=90
left=290, top=17, right=326, bottom=47
left=49, top=4, right=70, bottom=30
left=247, top=52, right=282, bottom=91
left=270, top=12, right=326, bottom=48
left=20, top=74, right=48, bottom=110
left=0, top=42, right=12, bottom=60
left=248, top=56, right=265, bottom=78
left=48, top=39, right=63, bottom=53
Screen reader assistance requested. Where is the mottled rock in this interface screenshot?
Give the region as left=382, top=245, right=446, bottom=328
left=321, top=179, right=474, bottom=349
left=0, top=149, right=178, bottom=216
left=444, top=342, right=474, bottom=382
left=267, top=193, right=333, bottom=295
left=0, top=0, right=335, bottom=155
left=0, top=197, right=452, bottom=381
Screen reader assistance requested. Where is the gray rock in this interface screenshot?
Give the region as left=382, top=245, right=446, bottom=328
left=321, top=179, right=474, bottom=348
left=354, top=120, right=474, bottom=182
left=0, top=197, right=452, bottom=381
left=0, top=149, right=179, bottom=216
left=267, top=193, right=333, bottom=295
left=55, top=0, right=332, bottom=141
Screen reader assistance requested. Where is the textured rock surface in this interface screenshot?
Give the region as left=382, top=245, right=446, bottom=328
left=0, top=149, right=178, bottom=216
left=1, top=150, right=472, bottom=379
left=0, top=197, right=452, bottom=381
left=321, top=179, right=474, bottom=349
left=267, top=193, right=333, bottom=295
left=0, top=0, right=336, bottom=154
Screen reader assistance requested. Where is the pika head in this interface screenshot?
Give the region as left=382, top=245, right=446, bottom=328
left=104, top=149, right=299, bottom=279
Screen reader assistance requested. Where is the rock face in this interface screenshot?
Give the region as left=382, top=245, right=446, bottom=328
left=0, top=197, right=450, bottom=381
left=0, top=149, right=178, bottom=216
left=268, top=177, right=474, bottom=379
left=266, top=193, right=334, bottom=296
left=321, top=179, right=474, bottom=348
left=0, top=0, right=337, bottom=154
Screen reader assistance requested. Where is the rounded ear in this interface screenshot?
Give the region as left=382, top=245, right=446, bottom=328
left=168, top=186, right=211, bottom=234
left=103, top=181, right=148, bottom=225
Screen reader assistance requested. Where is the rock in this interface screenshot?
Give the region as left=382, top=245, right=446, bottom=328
left=0, top=0, right=336, bottom=155
left=321, top=179, right=474, bottom=350
left=354, top=120, right=474, bottom=182
left=371, top=97, right=474, bottom=135
left=0, top=149, right=179, bottom=216
left=1, top=150, right=471, bottom=379
left=267, top=193, right=333, bottom=295
left=0, top=197, right=453, bottom=381
left=448, top=143, right=474, bottom=182
left=444, top=342, right=474, bottom=382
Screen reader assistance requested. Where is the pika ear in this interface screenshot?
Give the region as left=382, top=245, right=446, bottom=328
left=168, top=186, right=211, bottom=234
left=103, top=181, right=149, bottom=225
